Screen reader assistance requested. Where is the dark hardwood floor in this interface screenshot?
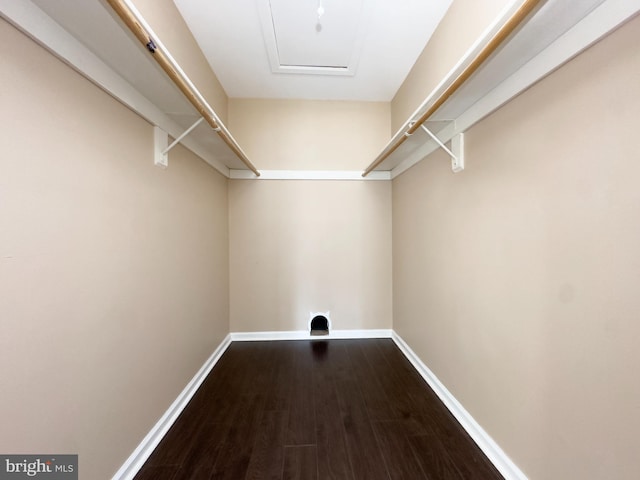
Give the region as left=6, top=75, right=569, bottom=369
left=135, top=339, right=503, bottom=480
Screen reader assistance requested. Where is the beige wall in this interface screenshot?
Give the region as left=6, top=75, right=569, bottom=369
left=0, top=20, right=229, bottom=479
left=229, top=98, right=390, bottom=170
left=228, top=99, right=392, bottom=333
left=132, top=0, right=229, bottom=123
left=229, top=180, right=392, bottom=332
left=392, top=15, right=640, bottom=480
left=391, top=0, right=510, bottom=133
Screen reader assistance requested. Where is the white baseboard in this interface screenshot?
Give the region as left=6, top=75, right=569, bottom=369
left=112, top=334, right=232, bottom=480
left=230, top=329, right=393, bottom=341
left=391, top=331, right=527, bottom=480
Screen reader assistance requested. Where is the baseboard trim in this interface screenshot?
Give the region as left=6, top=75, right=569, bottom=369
left=391, top=331, right=527, bottom=480
left=230, top=329, right=393, bottom=341
left=112, top=334, right=232, bottom=480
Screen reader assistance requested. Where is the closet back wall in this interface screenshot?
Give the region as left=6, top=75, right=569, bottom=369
left=0, top=20, right=230, bottom=478
left=229, top=99, right=390, bottom=170
left=228, top=99, right=392, bottom=333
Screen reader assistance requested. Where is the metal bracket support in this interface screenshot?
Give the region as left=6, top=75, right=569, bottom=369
left=153, top=117, right=204, bottom=168
left=420, top=125, right=464, bottom=173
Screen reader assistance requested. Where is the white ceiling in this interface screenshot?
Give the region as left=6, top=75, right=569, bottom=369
left=173, top=0, right=453, bottom=101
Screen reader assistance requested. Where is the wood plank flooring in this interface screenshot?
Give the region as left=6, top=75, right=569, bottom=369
left=135, top=339, right=503, bottom=480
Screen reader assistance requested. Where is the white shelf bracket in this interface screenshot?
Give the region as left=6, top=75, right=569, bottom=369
left=420, top=125, right=464, bottom=173
left=153, top=125, right=168, bottom=168
left=153, top=117, right=204, bottom=168
left=451, top=133, right=464, bottom=173
left=162, top=117, right=205, bottom=155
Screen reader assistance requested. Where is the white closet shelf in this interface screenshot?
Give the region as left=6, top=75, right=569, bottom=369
left=0, top=0, right=259, bottom=177
left=3, top=0, right=637, bottom=180
left=364, top=0, right=640, bottom=179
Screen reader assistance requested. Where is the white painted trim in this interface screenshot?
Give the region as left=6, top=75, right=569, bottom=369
left=390, top=0, right=640, bottom=179
left=111, top=334, right=232, bottom=480
left=391, top=332, right=527, bottom=480
left=0, top=0, right=231, bottom=177
left=229, top=170, right=390, bottom=180
left=230, top=329, right=392, bottom=341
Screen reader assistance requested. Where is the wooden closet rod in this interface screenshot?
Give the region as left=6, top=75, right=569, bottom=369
left=362, top=0, right=542, bottom=177
left=105, top=0, right=260, bottom=177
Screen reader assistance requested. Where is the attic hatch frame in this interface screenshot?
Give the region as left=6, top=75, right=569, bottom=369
left=362, top=0, right=542, bottom=177
left=105, top=0, right=260, bottom=176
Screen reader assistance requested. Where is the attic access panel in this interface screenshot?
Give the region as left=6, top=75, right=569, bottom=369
left=258, top=0, right=372, bottom=76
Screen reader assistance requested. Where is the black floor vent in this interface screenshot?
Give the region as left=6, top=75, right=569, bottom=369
left=310, top=315, right=329, bottom=336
